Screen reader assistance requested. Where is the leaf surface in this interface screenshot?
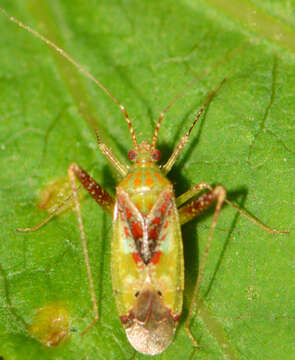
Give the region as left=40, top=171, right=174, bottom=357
left=0, top=0, right=294, bottom=359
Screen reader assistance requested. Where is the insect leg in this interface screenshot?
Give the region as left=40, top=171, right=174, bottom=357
left=17, top=164, right=114, bottom=232
left=178, top=183, right=288, bottom=233
left=69, top=163, right=115, bottom=214
left=178, top=183, right=288, bottom=346
left=224, top=199, right=288, bottom=234
left=179, top=185, right=226, bottom=347
left=19, top=163, right=114, bottom=333
left=176, top=182, right=212, bottom=216
left=68, top=163, right=115, bottom=334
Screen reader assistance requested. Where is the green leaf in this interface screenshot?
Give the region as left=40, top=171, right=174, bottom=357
left=0, top=0, right=294, bottom=359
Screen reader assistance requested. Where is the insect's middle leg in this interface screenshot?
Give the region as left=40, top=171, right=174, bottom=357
left=177, top=183, right=226, bottom=347
left=68, top=163, right=114, bottom=334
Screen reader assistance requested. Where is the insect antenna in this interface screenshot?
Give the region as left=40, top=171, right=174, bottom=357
left=0, top=7, right=138, bottom=149
left=163, top=78, right=226, bottom=173
left=152, top=77, right=201, bottom=150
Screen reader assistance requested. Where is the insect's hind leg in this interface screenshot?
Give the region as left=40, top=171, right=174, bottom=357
left=177, top=182, right=288, bottom=347
left=19, top=163, right=115, bottom=334
left=178, top=182, right=288, bottom=234
left=178, top=184, right=226, bottom=347
left=176, top=182, right=213, bottom=223
left=17, top=163, right=115, bottom=233
left=68, top=163, right=115, bottom=335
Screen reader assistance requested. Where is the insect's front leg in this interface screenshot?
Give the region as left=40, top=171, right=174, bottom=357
left=177, top=183, right=226, bottom=347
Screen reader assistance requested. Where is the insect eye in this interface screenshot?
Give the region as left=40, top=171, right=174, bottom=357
left=128, top=150, right=137, bottom=160
left=152, top=150, right=161, bottom=161
left=151, top=149, right=161, bottom=161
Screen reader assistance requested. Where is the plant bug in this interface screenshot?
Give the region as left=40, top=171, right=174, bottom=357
left=1, top=7, right=288, bottom=356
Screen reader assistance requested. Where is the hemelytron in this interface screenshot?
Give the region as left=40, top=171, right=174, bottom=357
left=1, top=7, right=288, bottom=356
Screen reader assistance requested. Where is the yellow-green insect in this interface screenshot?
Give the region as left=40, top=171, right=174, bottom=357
left=2, top=7, right=287, bottom=356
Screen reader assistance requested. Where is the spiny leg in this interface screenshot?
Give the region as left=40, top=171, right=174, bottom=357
left=176, top=182, right=212, bottom=211
left=17, top=185, right=82, bottom=232
left=224, top=199, right=288, bottom=234
left=178, top=185, right=226, bottom=347
left=69, top=163, right=115, bottom=214
left=17, top=164, right=114, bottom=232
left=19, top=163, right=115, bottom=334
left=177, top=182, right=288, bottom=346
left=178, top=183, right=288, bottom=233
left=68, top=163, right=115, bottom=334
left=17, top=212, right=59, bottom=232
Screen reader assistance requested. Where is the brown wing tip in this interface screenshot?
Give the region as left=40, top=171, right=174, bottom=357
left=122, top=286, right=177, bottom=355
left=125, top=316, right=175, bottom=355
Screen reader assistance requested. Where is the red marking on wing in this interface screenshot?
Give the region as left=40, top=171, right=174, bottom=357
left=151, top=250, right=162, bottom=265
left=131, top=221, right=143, bottom=239
left=148, top=216, right=163, bottom=241
left=124, top=226, right=130, bottom=238
left=152, top=217, right=161, bottom=226
left=125, top=207, right=133, bottom=219
left=132, top=252, right=142, bottom=265
left=160, top=233, right=167, bottom=242
left=160, top=203, right=167, bottom=215
left=148, top=227, right=158, bottom=241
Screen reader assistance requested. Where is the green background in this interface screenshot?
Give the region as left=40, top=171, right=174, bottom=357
left=0, top=0, right=294, bottom=359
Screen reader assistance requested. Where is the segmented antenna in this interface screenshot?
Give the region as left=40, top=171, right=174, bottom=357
left=163, top=79, right=226, bottom=173
left=151, top=77, right=201, bottom=150
left=0, top=7, right=138, bottom=149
